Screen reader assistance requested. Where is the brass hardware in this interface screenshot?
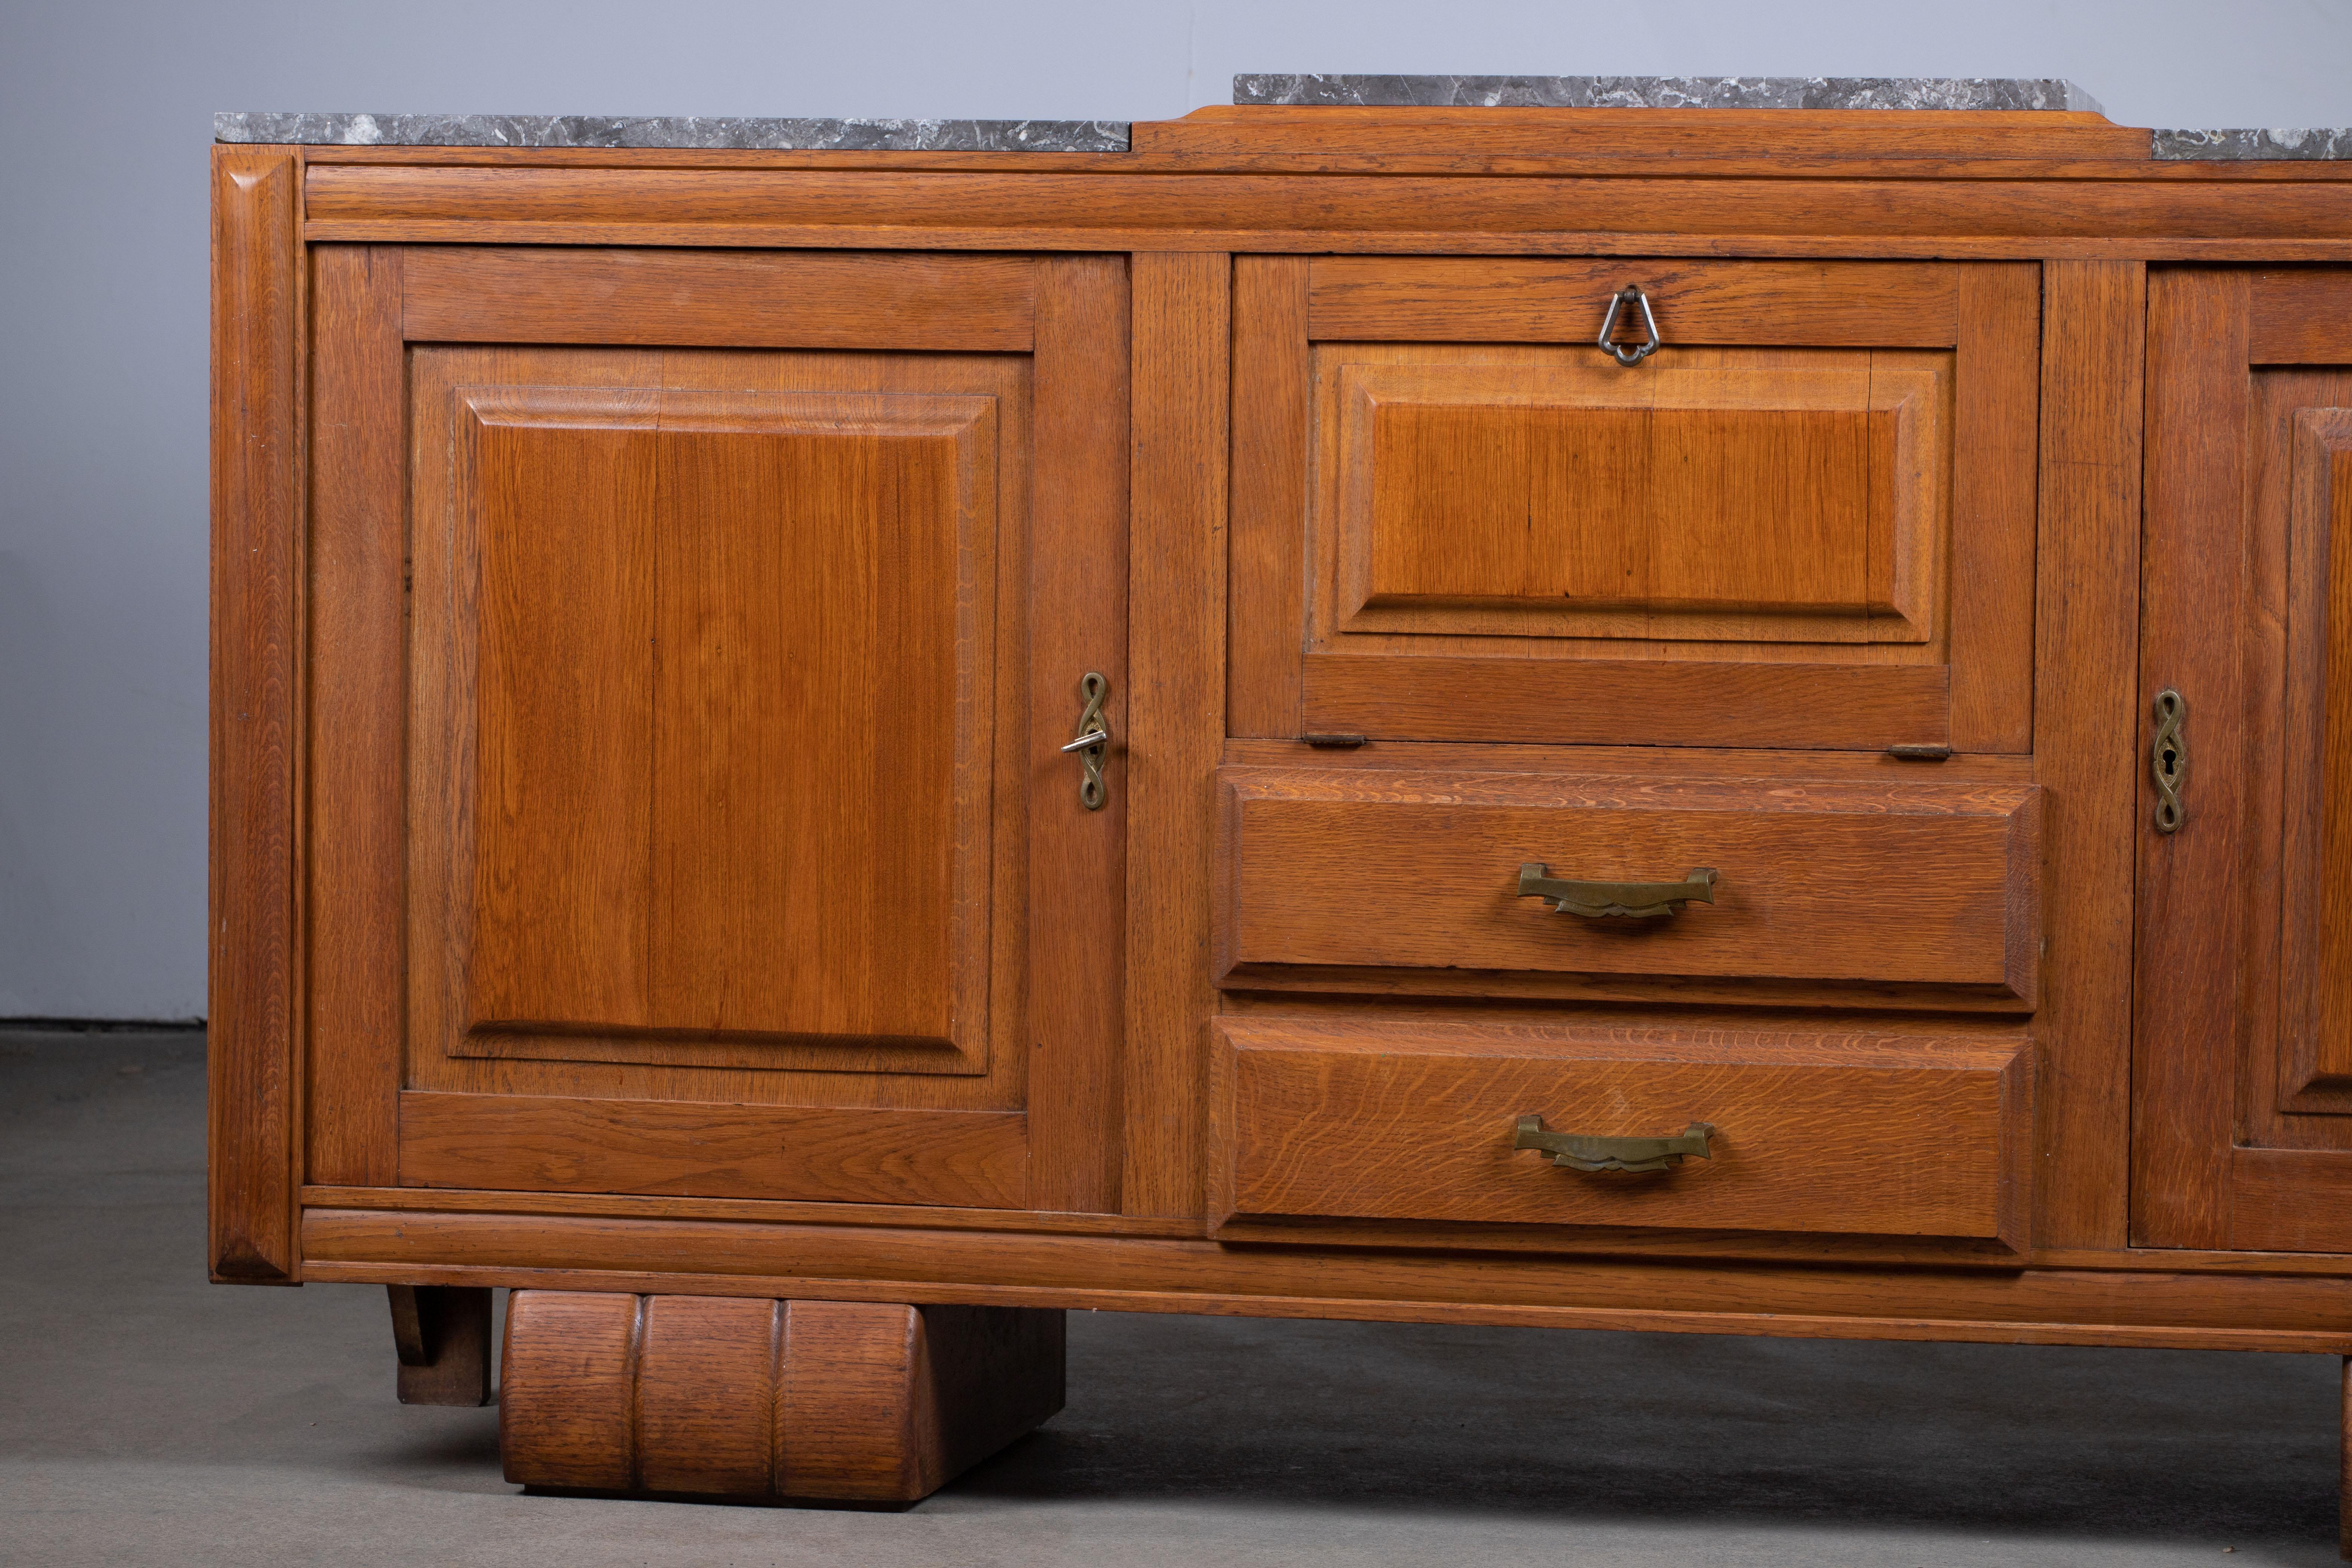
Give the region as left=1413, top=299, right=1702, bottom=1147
left=1517, top=862, right=1719, bottom=920
left=2152, top=688, right=2187, bottom=834
left=1597, top=283, right=1663, bottom=367
left=1064, top=672, right=1112, bottom=811
left=1514, top=1113, right=1715, bottom=1174
left=1887, top=743, right=1953, bottom=761
left=1301, top=733, right=1367, bottom=749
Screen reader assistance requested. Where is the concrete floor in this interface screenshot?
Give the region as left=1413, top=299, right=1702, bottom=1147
left=1, top=1029, right=2342, bottom=1566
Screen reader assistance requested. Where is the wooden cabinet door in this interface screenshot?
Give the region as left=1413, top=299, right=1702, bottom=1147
left=1229, top=257, right=2039, bottom=752
left=2136, top=268, right=2352, bottom=1251
left=305, top=247, right=1128, bottom=1213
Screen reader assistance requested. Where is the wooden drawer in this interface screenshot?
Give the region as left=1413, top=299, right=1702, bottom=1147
left=1211, top=1017, right=2032, bottom=1246
left=1217, top=766, right=2040, bottom=1007
left=1229, top=257, right=2039, bottom=753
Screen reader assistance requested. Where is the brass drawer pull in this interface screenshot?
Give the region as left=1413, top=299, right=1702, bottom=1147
left=1516, top=862, right=1719, bottom=919
left=1514, top=1114, right=1715, bottom=1174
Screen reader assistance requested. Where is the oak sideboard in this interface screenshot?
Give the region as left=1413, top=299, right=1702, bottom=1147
left=210, top=78, right=2352, bottom=1537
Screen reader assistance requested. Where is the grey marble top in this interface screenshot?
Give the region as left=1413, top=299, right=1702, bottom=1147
left=1233, top=75, right=2105, bottom=112
left=215, top=97, right=2352, bottom=162
left=212, top=112, right=1129, bottom=152
left=2152, top=127, right=2352, bottom=160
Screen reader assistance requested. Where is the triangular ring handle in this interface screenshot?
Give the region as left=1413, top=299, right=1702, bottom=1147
left=1597, top=283, right=1662, bottom=366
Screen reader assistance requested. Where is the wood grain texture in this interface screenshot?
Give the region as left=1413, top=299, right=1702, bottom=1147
left=386, top=1283, right=493, bottom=1406
left=1300, top=653, right=1952, bottom=750
left=210, top=145, right=304, bottom=1283
left=401, top=346, right=1035, bottom=1099
left=2032, top=260, right=2145, bottom=1252
left=1023, top=257, right=1130, bottom=1214
left=499, top=1291, right=1062, bottom=1502
left=2287, top=416, right=2352, bottom=1107
left=1211, top=1017, right=2031, bottom=1245
left=304, top=246, right=403, bottom=1186
left=303, top=1207, right=2352, bottom=1354
left=1227, top=257, right=1311, bottom=738
left=397, top=1091, right=1028, bottom=1210
left=1330, top=355, right=1937, bottom=645
left=403, top=247, right=1035, bottom=350
left=1217, top=766, right=2038, bottom=1000
left=1141, top=107, right=2154, bottom=164
left=2133, top=268, right=2250, bottom=1251
left=458, top=385, right=994, bottom=1061
left=500, top=1289, right=640, bottom=1490
left=2251, top=269, right=2352, bottom=364
left=300, top=166, right=2352, bottom=253
left=1122, top=255, right=1228, bottom=1218
left=1232, top=262, right=2041, bottom=752
left=1308, top=257, right=1962, bottom=346
left=1947, top=263, right=2041, bottom=753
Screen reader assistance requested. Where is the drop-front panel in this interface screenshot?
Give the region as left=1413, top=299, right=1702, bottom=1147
left=1230, top=257, right=2038, bottom=753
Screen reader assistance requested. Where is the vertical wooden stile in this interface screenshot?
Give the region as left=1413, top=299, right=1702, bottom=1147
left=210, top=145, right=305, bottom=1281
left=2032, top=259, right=2147, bottom=1252
left=1122, top=253, right=1230, bottom=1218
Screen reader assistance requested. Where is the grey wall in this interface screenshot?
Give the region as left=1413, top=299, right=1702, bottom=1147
left=5, top=0, right=2351, bottom=1020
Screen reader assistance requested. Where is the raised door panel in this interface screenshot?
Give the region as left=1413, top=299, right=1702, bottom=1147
left=414, top=362, right=1004, bottom=1082
left=1230, top=257, right=2038, bottom=753
left=2135, top=268, right=2352, bottom=1252
left=456, top=386, right=991, bottom=1066
left=1330, top=352, right=1940, bottom=646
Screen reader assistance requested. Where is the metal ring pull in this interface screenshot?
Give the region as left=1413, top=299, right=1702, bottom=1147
left=1514, top=1114, right=1714, bottom=1175
left=1597, top=283, right=1662, bottom=366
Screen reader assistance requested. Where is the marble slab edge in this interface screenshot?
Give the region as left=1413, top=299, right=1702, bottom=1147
left=1233, top=75, right=2105, bottom=113
left=2151, top=127, right=2352, bottom=161
left=213, top=112, right=1130, bottom=153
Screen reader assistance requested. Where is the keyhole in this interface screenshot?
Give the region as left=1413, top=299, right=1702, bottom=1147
left=2161, top=746, right=2178, bottom=775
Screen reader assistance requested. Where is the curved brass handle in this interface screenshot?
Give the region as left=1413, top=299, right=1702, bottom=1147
left=1514, top=1114, right=1714, bottom=1174
left=1516, top=863, right=1718, bottom=919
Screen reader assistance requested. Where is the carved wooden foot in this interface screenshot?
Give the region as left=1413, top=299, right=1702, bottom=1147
left=387, top=1284, right=494, bottom=1406
left=499, top=1291, right=1064, bottom=1504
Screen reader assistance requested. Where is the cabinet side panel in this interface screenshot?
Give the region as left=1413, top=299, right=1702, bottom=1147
left=306, top=246, right=405, bottom=1185
left=1124, top=254, right=1230, bottom=1218
left=210, top=146, right=304, bottom=1282
left=2033, top=259, right=2146, bottom=1251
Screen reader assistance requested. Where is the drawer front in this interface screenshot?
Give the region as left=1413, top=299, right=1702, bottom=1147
left=1211, top=1018, right=2032, bottom=1245
left=1219, top=767, right=2040, bottom=1004
left=1228, top=256, right=2039, bottom=753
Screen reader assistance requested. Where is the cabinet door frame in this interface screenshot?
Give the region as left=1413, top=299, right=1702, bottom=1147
left=2135, top=266, right=2352, bottom=1251
left=302, top=243, right=1130, bottom=1216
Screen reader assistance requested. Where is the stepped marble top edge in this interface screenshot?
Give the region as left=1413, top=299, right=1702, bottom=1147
left=214, top=88, right=2352, bottom=161
left=211, top=112, right=1130, bottom=152
left=1236, top=77, right=2352, bottom=159
left=1232, top=74, right=2108, bottom=113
